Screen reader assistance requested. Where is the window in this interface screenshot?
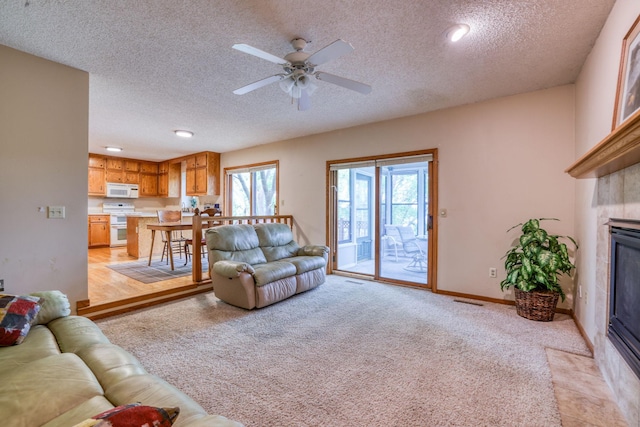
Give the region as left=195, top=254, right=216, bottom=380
left=226, top=162, right=278, bottom=216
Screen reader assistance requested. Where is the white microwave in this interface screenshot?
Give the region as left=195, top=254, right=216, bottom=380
left=106, top=183, right=139, bottom=198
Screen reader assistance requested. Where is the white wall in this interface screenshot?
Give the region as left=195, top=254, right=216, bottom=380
left=574, top=1, right=640, bottom=424
left=222, top=85, right=576, bottom=306
left=0, top=45, right=89, bottom=309
left=574, top=0, right=640, bottom=340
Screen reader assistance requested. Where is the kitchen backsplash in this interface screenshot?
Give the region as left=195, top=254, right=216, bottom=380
left=88, top=195, right=221, bottom=214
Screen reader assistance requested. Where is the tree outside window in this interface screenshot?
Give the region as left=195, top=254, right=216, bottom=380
left=227, top=164, right=277, bottom=216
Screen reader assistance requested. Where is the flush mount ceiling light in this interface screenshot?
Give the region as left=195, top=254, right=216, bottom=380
left=174, top=130, right=194, bottom=138
left=105, top=146, right=122, bottom=152
left=446, top=24, right=470, bottom=42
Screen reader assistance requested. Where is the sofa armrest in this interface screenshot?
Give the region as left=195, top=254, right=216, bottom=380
left=213, top=260, right=255, bottom=278
left=297, top=245, right=330, bottom=259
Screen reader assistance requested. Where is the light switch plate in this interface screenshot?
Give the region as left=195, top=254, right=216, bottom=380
left=48, top=206, right=65, bottom=219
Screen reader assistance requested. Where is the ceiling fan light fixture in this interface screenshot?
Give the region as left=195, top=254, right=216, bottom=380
left=279, top=78, right=295, bottom=93
left=446, top=24, right=470, bottom=42
left=174, top=130, right=194, bottom=138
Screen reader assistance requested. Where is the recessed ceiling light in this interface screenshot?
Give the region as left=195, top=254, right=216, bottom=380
left=446, top=24, right=470, bottom=42
left=174, top=130, right=194, bottom=138
left=105, top=146, right=122, bottom=152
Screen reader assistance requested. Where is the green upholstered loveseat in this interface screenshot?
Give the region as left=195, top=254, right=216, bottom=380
left=0, top=291, right=242, bottom=427
left=206, top=223, right=329, bottom=309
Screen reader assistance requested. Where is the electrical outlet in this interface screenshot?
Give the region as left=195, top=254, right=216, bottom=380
left=489, top=267, right=497, bottom=278
left=0, top=279, right=4, bottom=292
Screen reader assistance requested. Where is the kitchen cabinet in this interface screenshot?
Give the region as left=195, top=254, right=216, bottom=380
left=139, top=161, right=159, bottom=197
left=88, top=155, right=106, bottom=196
left=186, top=151, right=220, bottom=196
left=89, top=154, right=106, bottom=168
left=107, top=158, right=139, bottom=184
left=139, top=171, right=158, bottom=197
left=106, top=158, right=123, bottom=171
left=158, top=161, right=181, bottom=197
left=140, top=162, right=158, bottom=174
left=88, top=215, right=110, bottom=247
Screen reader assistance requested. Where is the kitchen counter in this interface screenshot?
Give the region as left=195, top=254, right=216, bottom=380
left=126, top=215, right=195, bottom=259
left=126, top=211, right=196, bottom=218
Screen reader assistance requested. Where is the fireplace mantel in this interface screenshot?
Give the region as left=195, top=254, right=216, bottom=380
left=566, top=110, right=640, bottom=178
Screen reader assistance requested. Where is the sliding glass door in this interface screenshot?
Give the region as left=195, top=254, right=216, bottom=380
left=333, top=164, right=375, bottom=275
left=329, top=152, right=435, bottom=288
left=378, top=158, right=430, bottom=285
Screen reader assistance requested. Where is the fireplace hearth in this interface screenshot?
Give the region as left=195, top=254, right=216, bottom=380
left=608, top=219, right=640, bottom=380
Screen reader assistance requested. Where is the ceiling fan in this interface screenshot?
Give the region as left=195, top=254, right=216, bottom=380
left=232, top=38, right=372, bottom=110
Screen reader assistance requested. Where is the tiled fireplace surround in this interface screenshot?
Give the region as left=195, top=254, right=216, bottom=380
left=595, top=162, right=640, bottom=425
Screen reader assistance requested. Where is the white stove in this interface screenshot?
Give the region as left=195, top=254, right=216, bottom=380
left=102, top=203, right=135, bottom=247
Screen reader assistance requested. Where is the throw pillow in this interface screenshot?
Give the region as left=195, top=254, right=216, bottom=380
left=72, top=403, right=180, bottom=427
left=29, top=290, right=71, bottom=324
left=0, top=294, right=41, bottom=346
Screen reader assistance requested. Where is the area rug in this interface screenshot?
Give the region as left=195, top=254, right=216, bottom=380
left=106, top=258, right=208, bottom=284
left=96, top=275, right=591, bottom=427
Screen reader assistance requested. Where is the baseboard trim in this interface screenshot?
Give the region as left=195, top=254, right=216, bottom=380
left=78, top=281, right=213, bottom=320
left=434, top=289, right=573, bottom=315
left=572, top=312, right=594, bottom=355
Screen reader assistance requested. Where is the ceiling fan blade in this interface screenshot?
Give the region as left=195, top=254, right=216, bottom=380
left=298, top=89, right=311, bottom=111
left=233, top=74, right=285, bottom=95
left=306, top=39, right=354, bottom=66
left=232, top=44, right=290, bottom=65
left=314, top=72, right=372, bottom=95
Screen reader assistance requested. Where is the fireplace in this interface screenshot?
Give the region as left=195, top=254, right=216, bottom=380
left=608, top=219, right=640, bottom=380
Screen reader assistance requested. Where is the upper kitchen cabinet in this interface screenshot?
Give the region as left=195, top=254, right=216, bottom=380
left=88, top=154, right=106, bottom=196
left=106, top=158, right=139, bottom=184
left=158, top=161, right=181, bottom=197
left=186, top=151, right=220, bottom=196
left=139, top=161, right=158, bottom=197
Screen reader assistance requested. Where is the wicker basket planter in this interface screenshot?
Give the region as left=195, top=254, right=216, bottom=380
left=514, top=288, right=560, bottom=322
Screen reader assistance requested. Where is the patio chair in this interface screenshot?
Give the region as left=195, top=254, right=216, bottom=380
left=383, top=225, right=403, bottom=261
left=391, top=225, right=427, bottom=272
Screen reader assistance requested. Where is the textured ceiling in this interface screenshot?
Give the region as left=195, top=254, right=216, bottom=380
left=0, top=0, right=615, bottom=161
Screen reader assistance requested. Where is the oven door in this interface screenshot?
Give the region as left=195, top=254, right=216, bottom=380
left=110, top=214, right=128, bottom=247
left=110, top=225, right=127, bottom=247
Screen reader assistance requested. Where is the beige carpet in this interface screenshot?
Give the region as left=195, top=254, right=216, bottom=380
left=96, top=275, right=591, bottom=427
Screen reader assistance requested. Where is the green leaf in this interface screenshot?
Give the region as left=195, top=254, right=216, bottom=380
left=521, top=257, right=532, bottom=279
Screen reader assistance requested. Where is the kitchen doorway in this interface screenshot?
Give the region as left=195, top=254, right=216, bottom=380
left=328, top=150, right=437, bottom=289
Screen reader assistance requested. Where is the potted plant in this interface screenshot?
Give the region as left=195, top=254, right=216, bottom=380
left=500, top=218, right=578, bottom=321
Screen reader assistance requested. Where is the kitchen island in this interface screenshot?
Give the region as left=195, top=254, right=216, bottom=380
left=126, top=214, right=194, bottom=260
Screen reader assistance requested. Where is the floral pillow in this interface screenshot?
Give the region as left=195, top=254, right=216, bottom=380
left=72, top=403, right=180, bottom=427
left=0, top=294, right=42, bottom=346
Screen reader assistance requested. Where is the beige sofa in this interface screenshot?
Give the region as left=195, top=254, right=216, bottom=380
left=0, top=291, right=241, bottom=427
left=206, top=223, right=329, bottom=309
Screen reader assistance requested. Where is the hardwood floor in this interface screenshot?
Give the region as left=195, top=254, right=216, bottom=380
left=88, top=246, right=194, bottom=306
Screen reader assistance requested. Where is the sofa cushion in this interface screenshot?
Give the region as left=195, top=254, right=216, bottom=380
left=206, top=224, right=267, bottom=265
left=76, top=343, right=149, bottom=391
left=48, top=316, right=112, bottom=354
left=0, top=294, right=42, bottom=346
left=254, top=223, right=301, bottom=261
left=280, top=255, right=327, bottom=274
left=0, top=353, right=104, bottom=427
left=41, top=396, right=115, bottom=427
left=252, top=261, right=297, bottom=286
left=0, top=325, right=61, bottom=376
